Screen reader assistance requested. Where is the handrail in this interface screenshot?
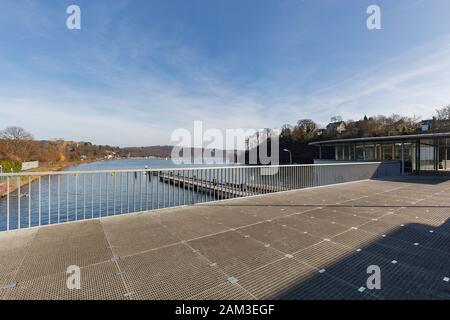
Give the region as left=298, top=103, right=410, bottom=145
left=0, top=161, right=399, bottom=177
left=0, top=161, right=401, bottom=232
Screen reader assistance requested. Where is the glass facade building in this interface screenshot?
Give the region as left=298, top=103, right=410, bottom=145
left=310, top=133, right=450, bottom=174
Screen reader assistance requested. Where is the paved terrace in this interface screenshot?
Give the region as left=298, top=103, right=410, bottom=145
left=1, top=176, right=450, bottom=300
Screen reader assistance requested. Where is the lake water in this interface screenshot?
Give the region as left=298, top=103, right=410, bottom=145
left=0, top=158, right=245, bottom=231
left=66, top=158, right=232, bottom=171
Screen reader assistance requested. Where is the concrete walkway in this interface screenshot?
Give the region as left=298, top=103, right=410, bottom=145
left=1, top=176, right=450, bottom=300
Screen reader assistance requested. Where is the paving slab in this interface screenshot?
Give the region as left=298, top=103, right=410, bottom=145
left=14, top=220, right=113, bottom=283
left=3, top=261, right=127, bottom=300
left=188, top=231, right=284, bottom=278
left=118, top=244, right=227, bottom=300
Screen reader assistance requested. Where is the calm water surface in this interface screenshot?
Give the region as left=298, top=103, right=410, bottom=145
left=0, top=158, right=241, bottom=231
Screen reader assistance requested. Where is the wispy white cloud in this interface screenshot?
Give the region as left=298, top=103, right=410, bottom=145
left=2, top=36, right=450, bottom=145
left=1, top=1, right=450, bottom=146
left=275, top=36, right=450, bottom=125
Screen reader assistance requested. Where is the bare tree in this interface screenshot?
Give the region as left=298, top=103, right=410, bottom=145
left=292, top=119, right=318, bottom=141
left=436, top=105, right=450, bottom=120
left=0, top=127, right=34, bottom=161
left=0, top=126, right=33, bottom=141
left=280, top=124, right=293, bottom=141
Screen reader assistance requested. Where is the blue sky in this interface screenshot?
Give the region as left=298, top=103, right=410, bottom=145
left=1, top=0, right=450, bottom=146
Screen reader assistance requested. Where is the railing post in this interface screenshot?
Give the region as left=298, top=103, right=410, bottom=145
left=6, top=177, right=10, bottom=231
left=28, top=176, right=31, bottom=228
left=58, top=175, right=61, bottom=223
left=48, top=175, right=51, bottom=224
left=113, top=173, right=117, bottom=215
left=84, top=174, right=87, bottom=219
left=39, top=176, right=42, bottom=226
left=17, top=177, right=21, bottom=229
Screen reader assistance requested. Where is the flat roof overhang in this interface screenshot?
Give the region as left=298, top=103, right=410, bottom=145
left=309, top=132, right=450, bottom=146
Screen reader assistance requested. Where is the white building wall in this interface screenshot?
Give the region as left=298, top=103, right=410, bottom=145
left=21, top=161, right=39, bottom=171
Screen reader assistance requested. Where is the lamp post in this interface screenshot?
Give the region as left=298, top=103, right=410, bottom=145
left=283, top=149, right=292, bottom=165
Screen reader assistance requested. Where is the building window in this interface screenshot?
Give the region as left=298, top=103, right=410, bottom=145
left=364, top=144, right=375, bottom=160
left=382, top=144, right=393, bottom=160
left=356, top=145, right=364, bottom=160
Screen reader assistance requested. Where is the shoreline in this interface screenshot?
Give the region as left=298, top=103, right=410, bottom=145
left=0, top=160, right=92, bottom=198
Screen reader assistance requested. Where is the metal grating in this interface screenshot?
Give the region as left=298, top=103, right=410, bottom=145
left=236, top=205, right=299, bottom=220
left=365, top=242, right=450, bottom=275
left=369, top=263, right=445, bottom=300
left=188, top=231, right=284, bottom=277
left=101, top=215, right=179, bottom=257
left=386, top=224, right=445, bottom=246
left=194, top=206, right=264, bottom=229
left=118, top=244, right=227, bottom=300
left=3, top=261, right=127, bottom=300
left=294, top=241, right=355, bottom=269
left=158, top=209, right=229, bottom=240
left=275, top=215, right=348, bottom=238
left=274, top=272, right=377, bottom=300
left=239, top=221, right=322, bottom=254
left=379, top=214, right=418, bottom=226
left=0, top=229, right=36, bottom=287
left=359, top=220, right=404, bottom=235
left=238, top=258, right=316, bottom=299
left=189, top=282, right=256, bottom=300
left=15, top=221, right=113, bottom=283
left=325, top=250, right=393, bottom=287
left=331, top=229, right=382, bottom=248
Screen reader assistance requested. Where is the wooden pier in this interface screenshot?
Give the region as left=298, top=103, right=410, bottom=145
left=159, top=174, right=287, bottom=199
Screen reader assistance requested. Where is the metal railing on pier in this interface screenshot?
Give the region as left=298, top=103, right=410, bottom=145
left=0, top=162, right=400, bottom=232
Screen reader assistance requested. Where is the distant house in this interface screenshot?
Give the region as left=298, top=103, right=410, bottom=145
left=326, top=121, right=347, bottom=135
left=420, top=120, right=432, bottom=132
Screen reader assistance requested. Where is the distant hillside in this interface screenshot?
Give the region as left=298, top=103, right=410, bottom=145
left=120, top=145, right=173, bottom=158
left=0, top=125, right=235, bottom=164
left=122, top=146, right=237, bottom=160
